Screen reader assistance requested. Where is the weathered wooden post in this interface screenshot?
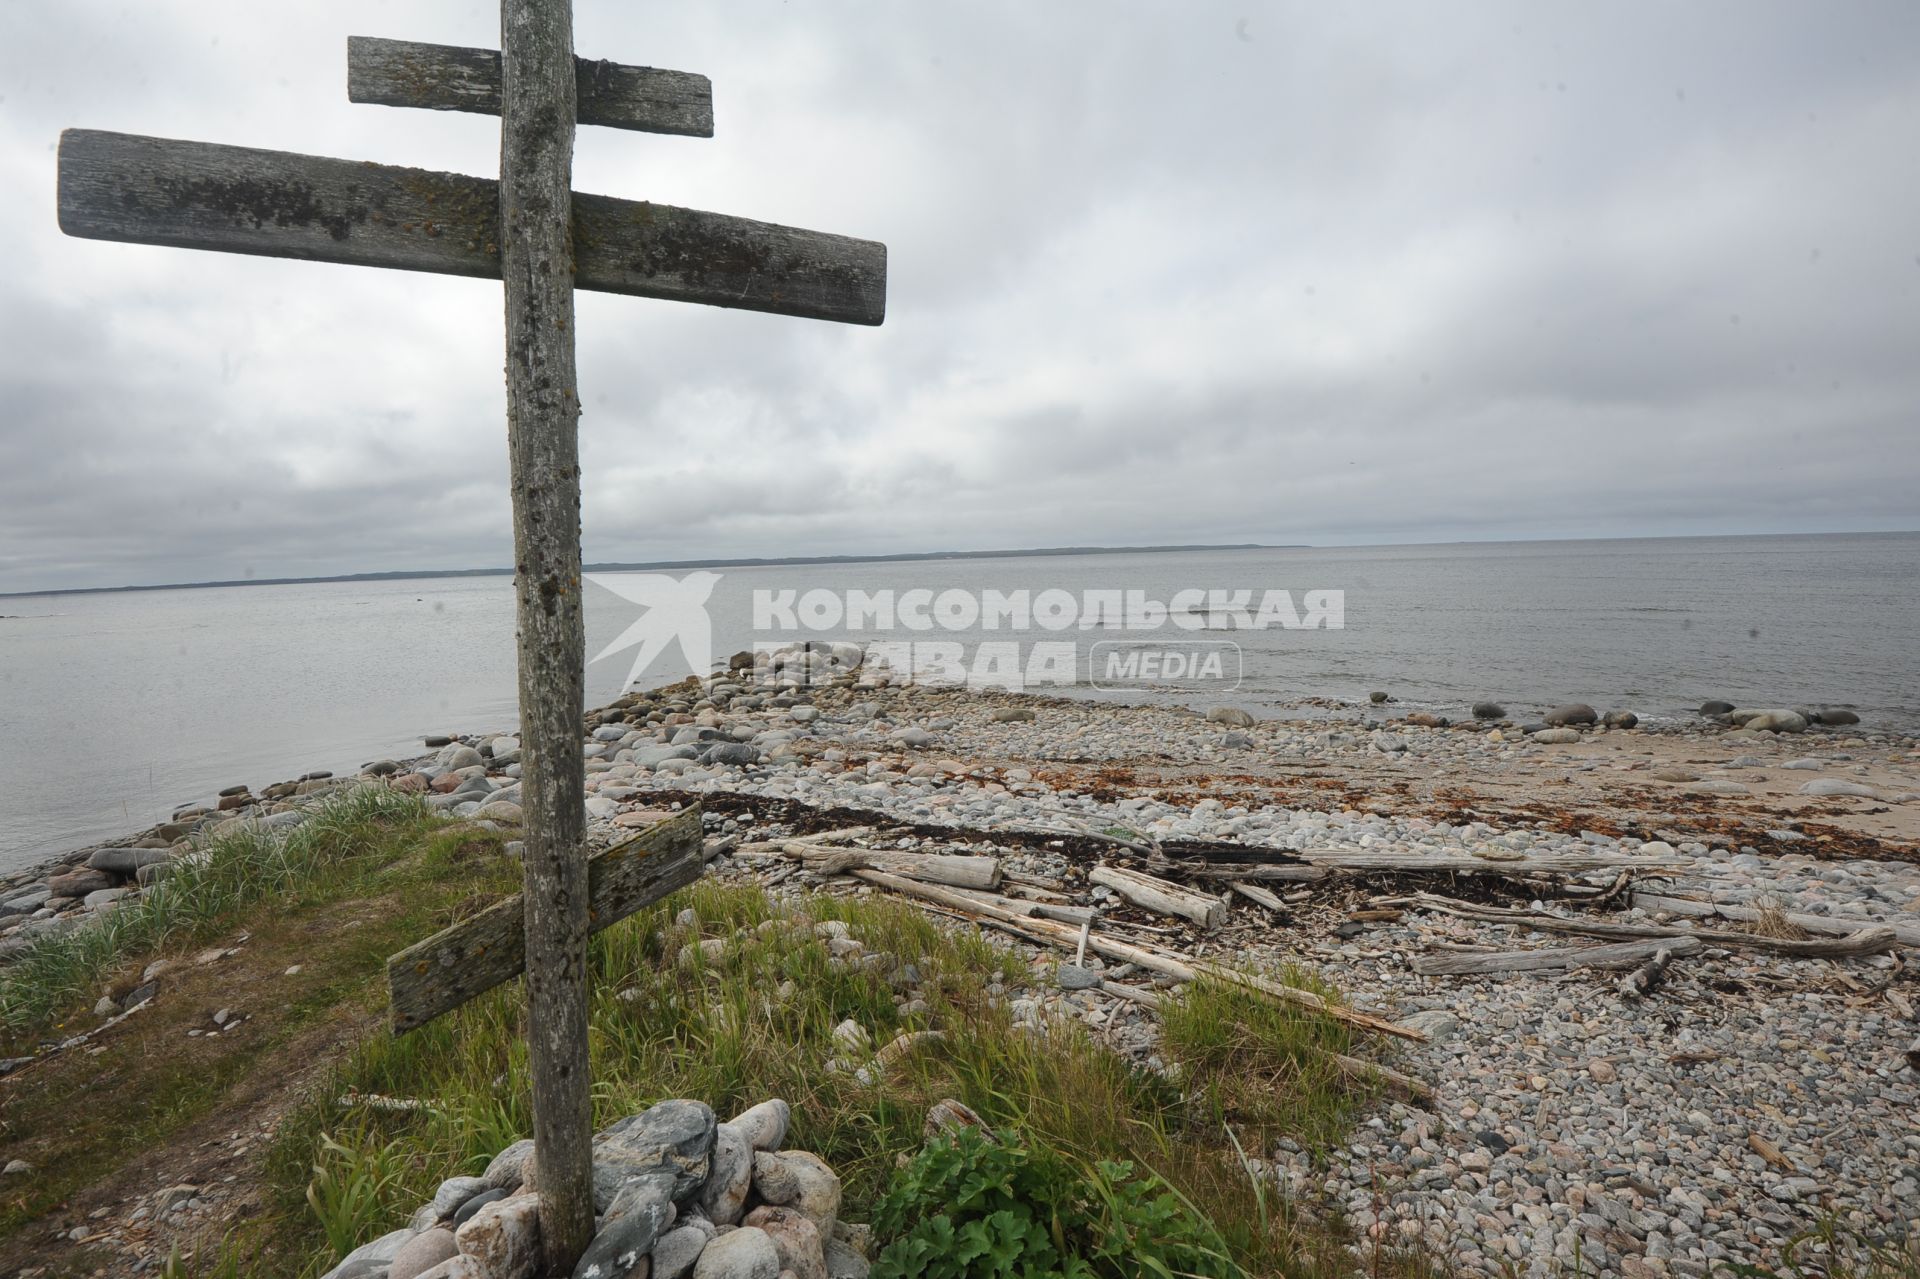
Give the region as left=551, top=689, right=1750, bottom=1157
left=55, top=5, right=886, bottom=1271
left=498, top=1, right=595, bottom=1263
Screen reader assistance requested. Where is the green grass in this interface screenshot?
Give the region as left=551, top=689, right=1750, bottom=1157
left=227, top=880, right=1425, bottom=1279
left=0, top=786, right=433, bottom=1040
left=0, top=788, right=522, bottom=1255
left=3, top=788, right=1435, bottom=1279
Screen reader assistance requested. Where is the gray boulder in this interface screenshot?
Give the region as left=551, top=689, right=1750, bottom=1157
left=597, top=1100, right=717, bottom=1201
left=653, top=1225, right=712, bottom=1279
left=574, top=1175, right=677, bottom=1279
left=824, top=1235, right=871, bottom=1279
left=317, top=1228, right=414, bottom=1279
left=700, top=1122, right=752, bottom=1225
left=482, top=1138, right=535, bottom=1190
left=428, top=1175, right=490, bottom=1221
left=86, top=846, right=173, bottom=875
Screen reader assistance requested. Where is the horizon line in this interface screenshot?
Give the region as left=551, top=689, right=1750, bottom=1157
left=3, top=527, right=1916, bottom=600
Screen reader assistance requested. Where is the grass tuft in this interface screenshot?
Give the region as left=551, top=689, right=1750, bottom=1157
left=0, top=786, right=429, bottom=1040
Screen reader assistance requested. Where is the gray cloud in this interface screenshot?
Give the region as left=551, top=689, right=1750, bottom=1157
left=2, top=0, right=1917, bottom=593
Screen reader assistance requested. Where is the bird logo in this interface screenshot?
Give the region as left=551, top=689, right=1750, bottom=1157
left=587, top=571, right=721, bottom=690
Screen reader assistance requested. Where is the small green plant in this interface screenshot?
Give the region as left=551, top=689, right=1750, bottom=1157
left=872, top=1127, right=1237, bottom=1279
left=305, top=1133, right=411, bottom=1263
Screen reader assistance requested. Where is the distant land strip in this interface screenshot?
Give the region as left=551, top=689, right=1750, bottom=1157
left=1, top=543, right=1294, bottom=599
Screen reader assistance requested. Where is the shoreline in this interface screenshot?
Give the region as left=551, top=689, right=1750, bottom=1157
left=5, top=669, right=1919, bottom=1273
left=6, top=676, right=1916, bottom=893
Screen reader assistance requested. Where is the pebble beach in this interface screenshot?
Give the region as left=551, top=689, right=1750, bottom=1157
left=6, top=660, right=1918, bottom=1277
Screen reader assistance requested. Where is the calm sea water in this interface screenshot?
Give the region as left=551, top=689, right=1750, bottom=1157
left=2, top=533, right=1915, bottom=870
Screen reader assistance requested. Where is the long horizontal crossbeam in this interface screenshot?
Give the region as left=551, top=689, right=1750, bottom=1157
left=348, top=36, right=714, bottom=137
left=57, top=130, right=886, bottom=325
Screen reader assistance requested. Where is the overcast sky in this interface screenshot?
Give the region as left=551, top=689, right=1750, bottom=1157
left=2, top=2, right=1916, bottom=593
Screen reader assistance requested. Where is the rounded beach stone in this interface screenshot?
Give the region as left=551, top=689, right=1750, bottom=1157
left=692, top=1226, right=780, bottom=1279
left=453, top=1188, right=507, bottom=1228
left=453, top=1194, right=541, bottom=1278
left=482, top=1138, right=534, bottom=1190
left=726, top=1099, right=790, bottom=1153
left=1470, top=701, right=1505, bottom=720
left=823, top=1236, right=870, bottom=1279
left=741, top=1207, right=826, bottom=1279
left=749, top=1151, right=840, bottom=1234
left=429, top=1175, right=489, bottom=1221
left=1530, top=728, right=1580, bottom=744
left=387, top=1227, right=457, bottom=1279
left=1204, top=706, right=1255, bottom=727
left=652, top=1225, right=712, bottom=1279
left=1542, top=703, right=1597, bottom=726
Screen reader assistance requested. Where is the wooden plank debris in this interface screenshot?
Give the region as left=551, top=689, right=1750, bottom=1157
left=348, top=36, right=713, bottom=136
left=1381, top=893, right=1904, bottom=957
left=844, top=868, right=1423, bottom=1042
left=1228, top=881, right=1289, bottom=913
left=386, top=807, right=703, bottom=1032
left=1299, top=849, right=1688, bottom=874
left=57, top=130, right=887, bottom=326
left=778, top=842, right=1002, bottom=890
left=1413, top=935, right=1704, bottom=977
left=1634, top=892, right=1920, bottom=948
left=1089, top=864, right=1227, bottom=929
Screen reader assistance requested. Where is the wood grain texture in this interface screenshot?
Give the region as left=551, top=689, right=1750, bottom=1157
left=57, top=130, right=887, bottom=325
left=1413, top=935, right=1704, bottom=976
left=385, top=806, right=704, bottom=1033
left=348, top=35, right=713, bottom=137
left=498, top=0, right=593, bottom=1266
left=1088, top=864, right=1227, bottom=929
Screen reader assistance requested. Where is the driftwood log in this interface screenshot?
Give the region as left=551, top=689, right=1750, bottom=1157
left=846, top=869, right=1421, bottom=1041
left=1089, top=864, right=1228, bottom=929
left=1616, top=946, right=1679, bottom=1000
left=1228, top=882, right=1289, bottom=913
left=1413, top=936, right=1704, bottom=977
left=791, top=844, right=1002, bottom=890
left=1634, top=892, right=1920, bottom=949
left=1302, top=849, right=1687, bottom=875
left=1385, top=894, right=1904, bottom=958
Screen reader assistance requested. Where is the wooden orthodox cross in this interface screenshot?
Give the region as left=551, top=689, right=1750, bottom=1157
left=57, top=5, right=886, bottom=1271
